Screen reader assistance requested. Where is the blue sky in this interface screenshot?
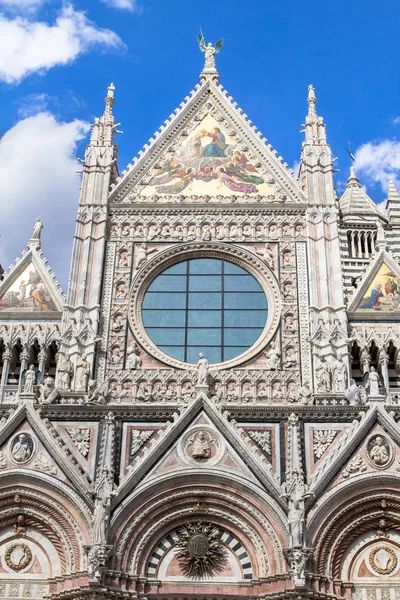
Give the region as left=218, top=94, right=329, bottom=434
left=0, top=0, right=399, bottom=289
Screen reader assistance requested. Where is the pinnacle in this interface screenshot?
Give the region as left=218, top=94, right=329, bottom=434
left=388, top=175, right=400, bottom=200
left=307, top=84, right=317, bottom=117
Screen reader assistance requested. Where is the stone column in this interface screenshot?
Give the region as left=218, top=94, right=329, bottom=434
left=0, top=346, right=12, bottom=402
left=378, top=347, right=390, bottom=392
left=18, top=347, right=30, bottom=393
left=38, top=347, right=48, bottom=384
left=360, top=347, right=371, bottom=376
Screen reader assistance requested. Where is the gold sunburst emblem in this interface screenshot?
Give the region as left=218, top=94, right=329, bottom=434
left=175, top=521, right=227, bottom=579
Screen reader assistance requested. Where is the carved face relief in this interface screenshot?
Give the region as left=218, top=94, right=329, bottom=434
left=366, top=434, right=393, bottom=469
left=9, top=433, right=35, bottom=465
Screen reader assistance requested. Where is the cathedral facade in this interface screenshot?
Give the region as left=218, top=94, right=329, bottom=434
left=0, top=45, right=400, bottom=600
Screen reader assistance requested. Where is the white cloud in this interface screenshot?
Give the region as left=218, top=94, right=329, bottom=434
left=0, top=5, right=124, bottom=84
left=102, top=0, right=137, bottom=10
left=393, top=117, right=400, bottom=125
left=15, top=93, right=54, bottom=118
left=292, top=160, right=300, bottom=177
left=0, top=112, right=90, bottom=289
left=354, top=139, right=400, bottom=193
left=376, top=200, right=387, bottom=215
left=0, top=0, right=44, bottom=8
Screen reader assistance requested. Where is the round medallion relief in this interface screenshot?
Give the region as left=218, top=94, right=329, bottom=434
left=180, top=426, right=223, bottom=466
left=8, top=433, right=36, bottom=465
left=365, top=434, right=393, bottom=469
left=369, top=546, right=398, bottom=575
left=5, top=543, right=33, bottom=572
left=188, top=533, right=209, bottom=558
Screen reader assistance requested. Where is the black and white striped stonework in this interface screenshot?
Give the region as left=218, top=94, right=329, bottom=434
left=146, top=528, right=253, bottom=580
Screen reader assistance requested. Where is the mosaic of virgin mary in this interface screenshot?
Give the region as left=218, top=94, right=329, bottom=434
left=145, top=118, right=267, bottom=196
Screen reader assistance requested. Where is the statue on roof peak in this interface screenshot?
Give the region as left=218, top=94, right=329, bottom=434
left=31, top=217, right=43, bottom=241
left=197, top=32, right=224, bottom=72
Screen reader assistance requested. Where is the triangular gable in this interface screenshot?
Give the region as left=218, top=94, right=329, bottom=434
left=347, top=250, right=400, bottom=315
left=142, top=411, right=261, bottom=486
left=109, top=81, right=306, bottom=205
left=0, top=403, right=92, bottom=503
left=0, top=243, right=64, bottom=317
left=114, top=394, right=284, bottom=510
left=52, top=421, right=100, bottom=480
left=308, top=405, right=400, bottom=501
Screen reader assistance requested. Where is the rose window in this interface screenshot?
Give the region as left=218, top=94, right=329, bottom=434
left=142, top=258, right=268, bottom=364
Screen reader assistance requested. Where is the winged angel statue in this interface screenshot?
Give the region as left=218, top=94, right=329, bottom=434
left=197, top=33, right=224, bottom=71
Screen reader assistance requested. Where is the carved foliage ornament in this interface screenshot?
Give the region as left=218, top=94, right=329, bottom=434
left=130, top=430, right=153, bottom=457
left=175, top=521, right=227, bottom=579
left=67, top=427, right=90, bottom=457
left=342, top=454, right=367, bottom=479
left=248, top=431, right=271, bottom=455
left=5, top=543, right=32, bottom=571
left=312, top=429, right=337, bottom=459
left=369, top=546, right=398, bottom=575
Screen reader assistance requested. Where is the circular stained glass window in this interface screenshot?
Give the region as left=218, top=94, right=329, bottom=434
left=142, top=258, right=268, bottom=364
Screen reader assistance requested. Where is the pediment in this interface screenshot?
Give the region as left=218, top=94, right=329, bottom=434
left=0, top=404, right=92, bottom=500
left=142, top=411, right=260, bottom=486
left=0, top=246, right=64, bottom=317
left=308, top=405, right=400, bottom=500
left=109, top=81, right=306, bottom=205
left=114, top=394, right=284, bottom=509
left=347, top=251, right=400, bottom=316
left=52, top=421, right=100, bottom=480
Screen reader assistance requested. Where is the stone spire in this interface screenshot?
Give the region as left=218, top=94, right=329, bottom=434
left=386, top=176, right=400, bottom=224
left=300, top=85, right=335, bottom=205
left=90, top=83, right=120, bottom=147
left=339, top=167, right=386, bottom=224
left=303, top=85, right=327, bottom=145
left=65, top=83, right=121, bottom=375
left=300, top=84, right=344, bottom=307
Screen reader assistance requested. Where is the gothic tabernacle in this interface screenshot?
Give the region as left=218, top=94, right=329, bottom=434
left=0, top=38, right=400, bottom=600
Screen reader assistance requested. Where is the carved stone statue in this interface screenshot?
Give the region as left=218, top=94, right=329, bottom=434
left=58, top=356, right=73, bottom=391
left=92, top=498, right=109, bottom=544
left=191, top=432, right=211, bottom=459
left=282, top=472, right=313, bottom=548
left=87, top=545, right=111, bottom=584
left=256, top=243, right=274, bottom=269
left=31, top=217, right=43, bottom=240
left=75, top=354, right=90, bottom=392
left=23, top=365, right=36, bottom=394
left=367, top=366, right=380, bottom=396
left=126, top=346, right=141, bottom=370
left=39, top=375, right=58, bottom=404
left=196, top=353, right=209, bottom=386
left=87, top=379, right=110, bottom=405
left=296, top=383, right=313, bottom=405
left=332, top=354, right=348, bottom=392
left=136, top=242, right=157, bottom=268
left=345, top=379, right=365, bottom=405
left=284, top=346, right=297, bottom=369
left=265, top=342, right=280, bottom=370
left=197, top=33, right=224, bottom=71
left=315, top=357, right=331, bottom=393
left=112, top=314, right=124, bottom=332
